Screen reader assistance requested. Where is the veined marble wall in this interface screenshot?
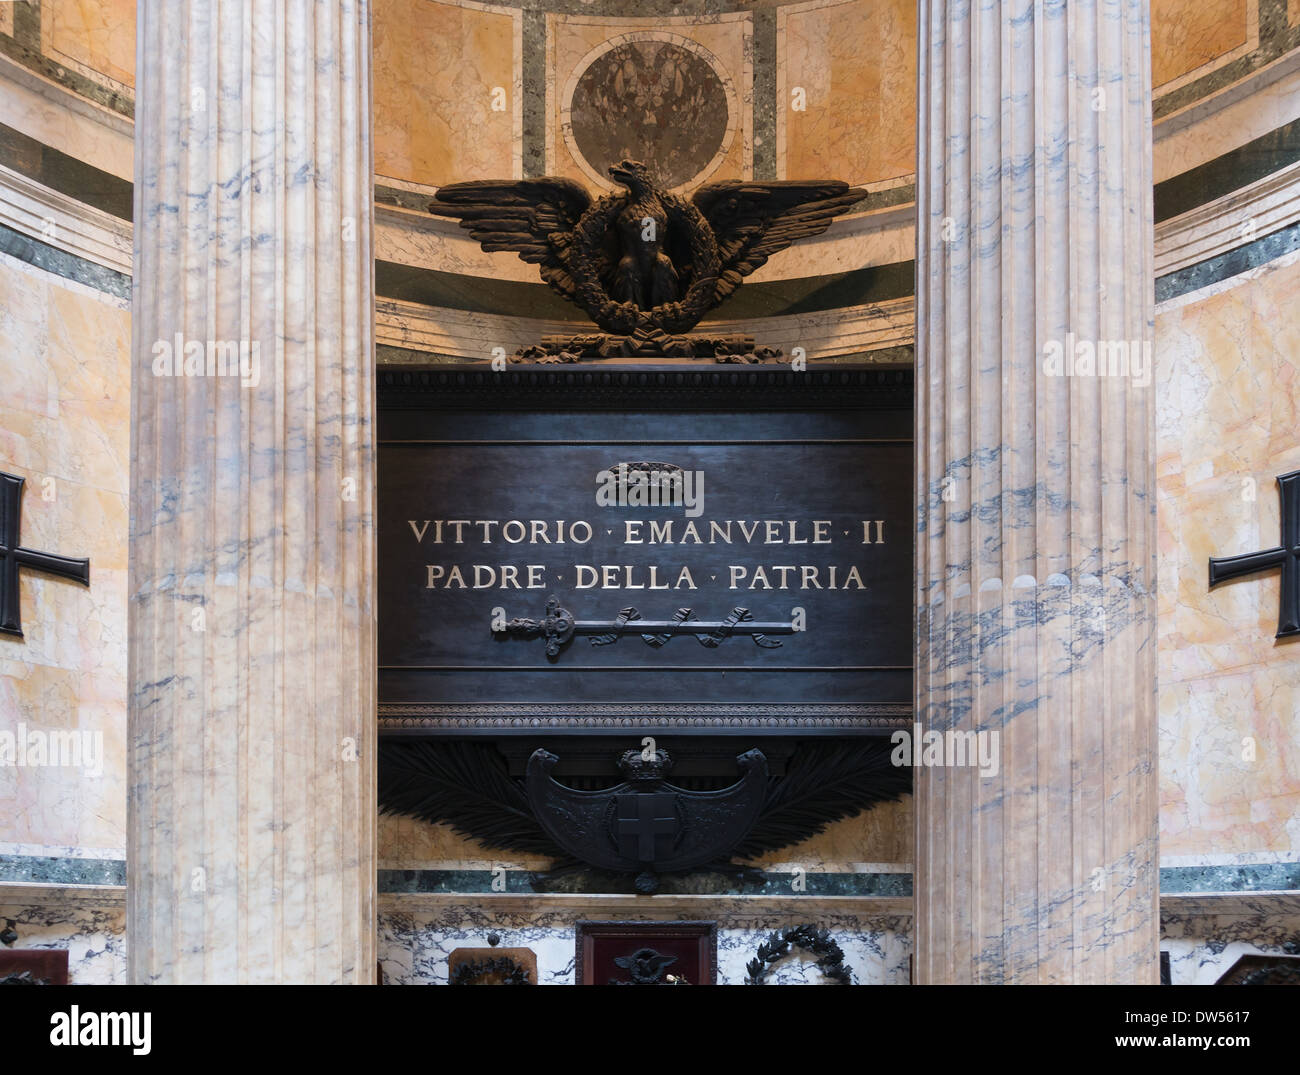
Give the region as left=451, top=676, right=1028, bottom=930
left=0, top=898, right=126, bottom=983
left=377, top=900, right=911, bottom=984
left=1163, top=909, right=1300, bottom=984
left=1156, top=247, right=1300, bottom=865
left=0, top=249, right=129, bottom=858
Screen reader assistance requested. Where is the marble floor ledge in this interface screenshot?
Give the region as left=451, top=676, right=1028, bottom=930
left=1159, top=891, right=1300, bottom=916
left=0, top=881, right=126, bottom=907
left=377, top=890, right=913, bottom=919
left=12, top=884, right=1297, bottom=919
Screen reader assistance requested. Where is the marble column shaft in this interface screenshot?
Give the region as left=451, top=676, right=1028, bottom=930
left=128, top=0, right=376, bottom=982
left=914, top=0, right=1159, bottom=982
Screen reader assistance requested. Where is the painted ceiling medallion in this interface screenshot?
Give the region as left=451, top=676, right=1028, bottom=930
left=567, top=38, right=731, bottom=192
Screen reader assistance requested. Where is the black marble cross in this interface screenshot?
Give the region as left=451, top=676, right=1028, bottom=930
left=1208, top=470, right=1300, bottom=639
left=615, top=793, right=678, bottom=864
left=0, top=472, right=90, bottom=638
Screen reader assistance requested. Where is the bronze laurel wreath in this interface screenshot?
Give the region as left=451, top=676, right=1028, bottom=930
left=744, top=924, right=852, bottom=985
left=570, top=192, right=721, bottom=335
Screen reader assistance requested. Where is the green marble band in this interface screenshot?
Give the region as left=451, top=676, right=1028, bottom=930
left=6, top=854, right=1296, bottom=898
left=1159, top=862, right=1300, bottom=894
left=1156, top=218, right=1300, bottom=303
left=752, top=8, right=778, bottom=181
left=521, top=8, right=547, bottom=178
left=0, top=854, right=126, bottom=887
left=378, top=868, right=914, bottom=897
left=0, top=221, right=130, bottom=298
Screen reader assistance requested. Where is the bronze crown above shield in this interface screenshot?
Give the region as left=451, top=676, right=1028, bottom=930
left=428, top=159, right=866, bottom=364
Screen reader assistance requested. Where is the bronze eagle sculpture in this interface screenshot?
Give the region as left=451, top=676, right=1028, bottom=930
left=429, top=159, right=866, bottom=361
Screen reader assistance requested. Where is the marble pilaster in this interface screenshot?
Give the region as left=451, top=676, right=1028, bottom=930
left=128, top=1, right=376, bottom=983
left=914, top=0, right=1159, bottom=982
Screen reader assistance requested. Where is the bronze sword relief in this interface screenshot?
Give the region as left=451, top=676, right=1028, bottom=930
left=495, top=594, right=794, bottom=659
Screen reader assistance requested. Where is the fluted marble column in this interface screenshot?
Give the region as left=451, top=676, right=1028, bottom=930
left=914, top=0, right=1158, bottom=982
left=128, top=1, right=376, bottom=982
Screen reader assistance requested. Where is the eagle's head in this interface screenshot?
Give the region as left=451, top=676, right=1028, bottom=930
left=608, top=159, right=653, bottom=194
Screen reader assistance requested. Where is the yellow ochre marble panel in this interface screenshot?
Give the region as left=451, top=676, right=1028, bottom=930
left=45, top=0, right=136, bottom=90
left=374, top=0, right=520, bottom=186
left=1156, top=252, right=1300, bottom=859
left=779, top=0, right=916, bottom=187
left=1151, top=0, right=1248, bottom=90
left=0, top=254, right=129, bottom=853
left=380, top=812, right=552, bottom=870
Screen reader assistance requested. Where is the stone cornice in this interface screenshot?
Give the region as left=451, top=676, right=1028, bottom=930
left=0, top=160, right=130, bottom=274
left=374, top=293, right=914, bottom=361
left=1155, top=158, right=1300, bottom=279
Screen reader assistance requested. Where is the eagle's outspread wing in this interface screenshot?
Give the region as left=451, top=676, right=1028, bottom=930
left=692, top=180, right=866, bottom=305
left=429, top=177, right=593, bottom=308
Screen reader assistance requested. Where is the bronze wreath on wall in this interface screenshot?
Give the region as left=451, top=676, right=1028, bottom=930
left=744, top=924, right=852, bottom=985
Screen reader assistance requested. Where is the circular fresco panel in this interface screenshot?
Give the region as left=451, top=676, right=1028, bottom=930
left=566, top=37, right=733, bottom=192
